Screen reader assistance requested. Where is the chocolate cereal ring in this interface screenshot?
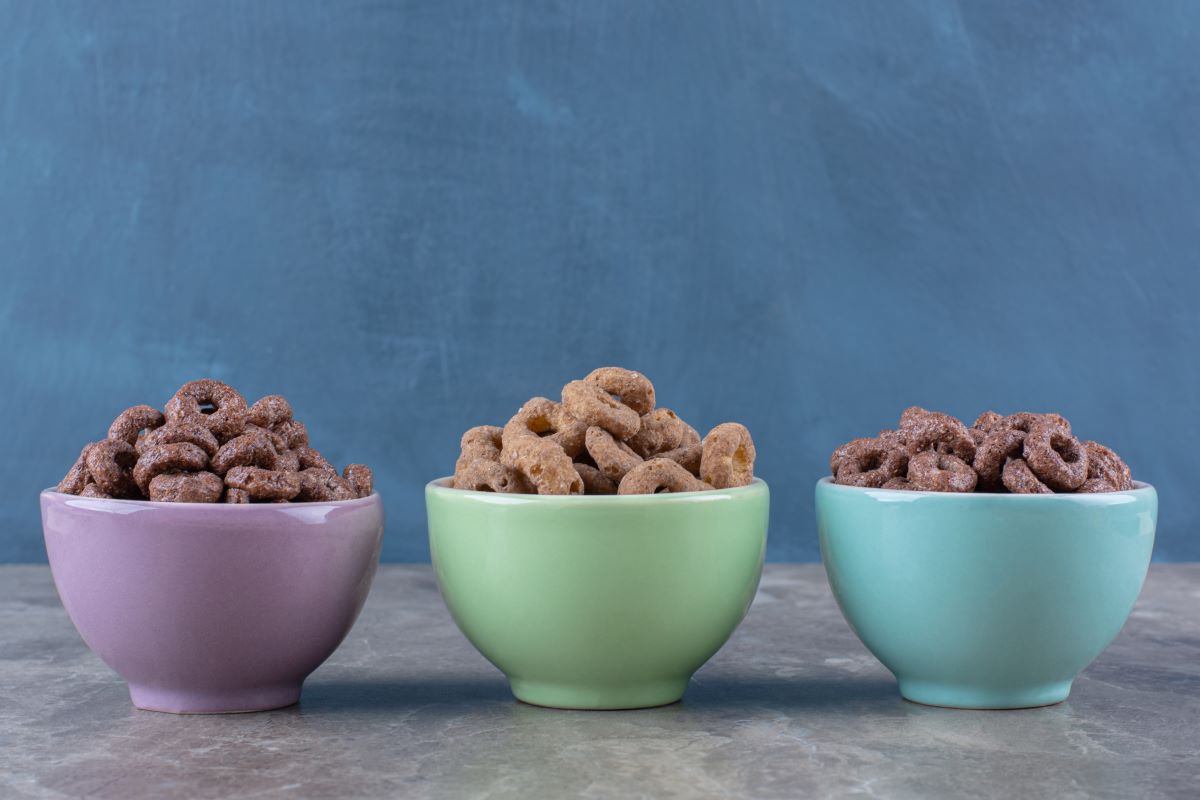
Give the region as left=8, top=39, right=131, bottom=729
left=149, top=471, right=223, bottom=503
left=973, top=427, right=1026, bottom=486
left=972, top=411, right=1004, bottom=433
left=502, top=398, right=589, bottom=458
left=453, top=460, right=530, bottom=493
left=900, top=411, right=976, bottom=462
left=1023, top=421, right=1088, bottom=491
left=881, top=477, right=914, bottom=491
left=1002, top=457, right=1053, bottom=494
left=133, top=442, right=209, bottom=496
left=57, top=444, right=94, bottom=494
left=272, top=419, right=309, bottom=450
left=618, top=458, right=709, bottom=495
left=296, top=446, right=334, bottom=472
left=700, top=423, right=756, bottom=489
left=107, top=405, right=165, bottom=446
left=247, top=395, right=293, bottom=428
left=224, top=488, right=251, bottom=504
left=455, top=426, right=503, bottom=476
left=227, top=466, right=303, bottom=501
left=164, top=379, right=249, bottom=442
left=274, top=448, right=300, bottom=473
left=626, top=408, right=689, bottom=458
left=907, top=451, right=977, bottom=493
left=561, top=381, right=641, bottom=440
left=832, top=437, right=906, bottom=488
left=573, top=463, right=617, bottom=495
left=137, top=421, right=220, bottom=458
left=79, top=482, right=111, bottom=499
left=654, top=443, right=703, bottom=477
left=584, top=367, right=655, bottom=415
left=584, top=426, right=644, bottom=482
left=343, top=464, right=373, bottom=498
left=1077, top=441, right=1132, bottom=492
left=500, top=436, right=582, bottom=495
left=85, top=439, right=138, bottom=496
left=210, top=430, right=280, bottom=476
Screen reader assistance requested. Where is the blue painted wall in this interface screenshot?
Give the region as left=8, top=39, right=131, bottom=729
left=2, top=1, right=1196, bottom=562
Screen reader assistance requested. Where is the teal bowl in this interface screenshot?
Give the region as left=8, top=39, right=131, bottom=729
left=815, top=477, right=1156, bottom=709
left=426, top=478, right=769, bottom=710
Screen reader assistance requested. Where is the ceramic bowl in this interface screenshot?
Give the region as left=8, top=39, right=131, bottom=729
left=40, top=490, right=384, bottom=713
left=815, top=478, right=1156, bottom=709
left=426, top=478, right=769, bottom=709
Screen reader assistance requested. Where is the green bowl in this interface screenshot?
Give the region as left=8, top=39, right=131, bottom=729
left=426, top=477, right=769, bottom=709
left=815, top=478, right=1156, bottom=709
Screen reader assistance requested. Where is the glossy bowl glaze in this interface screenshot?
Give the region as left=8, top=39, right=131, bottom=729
left=815, top=478, right=1156, bottom=709
left=41, top=490, right=384, bottom=713
left=426, top=478, right=769, bottom=709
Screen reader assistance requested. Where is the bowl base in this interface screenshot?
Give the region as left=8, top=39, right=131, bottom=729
left=898, top=679, right=1073, bottom=710
left=129, top=682, right=303, bottom=714
left=509, top=677, right=689, bottom=710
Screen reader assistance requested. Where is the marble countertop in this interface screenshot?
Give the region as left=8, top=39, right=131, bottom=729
left=2, top=564, right=1197, bottom=800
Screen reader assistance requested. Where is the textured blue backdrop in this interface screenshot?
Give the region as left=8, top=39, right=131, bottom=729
left=1, top=1, right=1196, bottom=562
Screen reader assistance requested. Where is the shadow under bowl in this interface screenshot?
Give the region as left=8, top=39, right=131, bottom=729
left=815, top=478, right=1156, bottom=709
left=426, top=477, right=769, bottom=710
left=40, top=489, right=385, bottom=713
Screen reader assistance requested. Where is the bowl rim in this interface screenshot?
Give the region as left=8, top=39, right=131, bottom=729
left=427, top=475, right=768, bottom=506
left=40, top=488, right=379, bottom=510
left=815, top=475, right=1154, bottom=500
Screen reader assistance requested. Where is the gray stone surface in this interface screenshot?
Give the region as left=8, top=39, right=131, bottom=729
left=1, top=564, right=1197, bottom=800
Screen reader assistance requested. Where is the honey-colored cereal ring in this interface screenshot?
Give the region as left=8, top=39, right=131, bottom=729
left=210, top=430, right=281, bottom=476
left=149, top=471, right=223, bottom=503
left=271, top=419, right=309, bottom=450
left=900, top=411, right=976, bottom=463
left=584, top=426, right=644, bottom=482
left=455, top=426, right=503, bottom=476
left=1023, top=421, right=1088, bottom=491
left=224, top=488, right=252, bottom=503
left=296, top=446, right=334, bottom=472
left=57, top=444, right=94, bottom=494
left=1002, top=457, right=1053, bottom=494
left=137, top=421, right=220, bottom=457
left=107, top=405, right=165, bottom=446
left=343, top=464, right=373, bottom=498
left=584, top=367, right=655, bottom=415
left=832, top=437, right=907, bottom=488
left=907, top=451, right=977, bottom=493
left=500, top=436, right=582, bottom=495
left=700, top=423, right=756, bottom=489
left=85, top=439, right=138, bottom=496
left=573, top=463, right=617, bottom=495
left=133, top=442, right=209, bottom=495
left=654, top=443, right=702, bottom=477
left=226, top=466, right=303, bottom=501
left=164, top=379, right=249, bottom=442
left=247, top=395, right=293, bottom=428
left=973, top=427, right=1026, bottom=486
left=560, top=381, right=641, bottom=440
left=626, top=408, right=689, bottom=458
left=501, top=398, right=589, bottom=458
left=1078, top=441, right=1132, bottom=492
left=453, top=460, right=530, bottom=493
left=618, top=458, right=710, bottom=495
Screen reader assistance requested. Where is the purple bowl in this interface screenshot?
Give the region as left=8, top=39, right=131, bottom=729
left=40, top=489, right=384, bottom=714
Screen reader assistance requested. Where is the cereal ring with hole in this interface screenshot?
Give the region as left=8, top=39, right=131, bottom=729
left=881, top=477, right=914, bottom=491
left=900, top=411, right=976, bottom=462
left=226, top=466, right=302, bottom=501
left=972, top=411, right=1004, bottom=433
left=86, top=439, right=138, bottom=496
left=225, top=488, right=251, bottom=504
left=700, top=423, right=757, bottom=489
left=296, top=446, right=334, bottom=472
left=149, top=471, right=223, bottom=503
left=832, top=437, right=907, bottom=488
left=626, top=408, right=689, bottom=458
left=343, top=464, right=373, bottom=497
left=584, top=426, right=643, bottom=482
left=973, top=427, right=1026, bottom=486
left=618, top=458, right=710, bottom=495
left=247, top=395, right=293, bottom=428
left=456, top=426, right=503, bottom=476
left=1023, top=421, right=1088, bottom=491
left=79, top=482, right=111, bottom=498
left=1078, top=440, right=1132, bottom=492
left=584, top=367, right=655, bottom=415
left=500, top=436, right=582, bottom=495
left=453, top=460, right=531, bottom=493
left=907, top=451, right=977, bottom=493
left=107, top=405, right=165, bottom=445
left=501, top=398, right=589, bottom=458
left=210, top=430, right=280, bottom=476
left=560, top=381, right=641, bottom=440
left=573, top=463, right=617, bottom=495
left=272, top=419, right=308, bottom=450
left=654, top=443, right=702, bottom=477
left=1002, top=457, right=1053, bottom=494
left=57, top=444, right=94, bottom=494
left=133, top=442, right=209, bottom=496
left=137, top=422, right=220, bottom=458
left=164, top=379, right=249, bottom=442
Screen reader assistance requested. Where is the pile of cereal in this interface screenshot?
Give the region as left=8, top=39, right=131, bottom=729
left=830, top=407, right=1132, bottom=494
left=452, top=367, right=756, bottom=495
left=56, top=379, right=373, bottom=503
